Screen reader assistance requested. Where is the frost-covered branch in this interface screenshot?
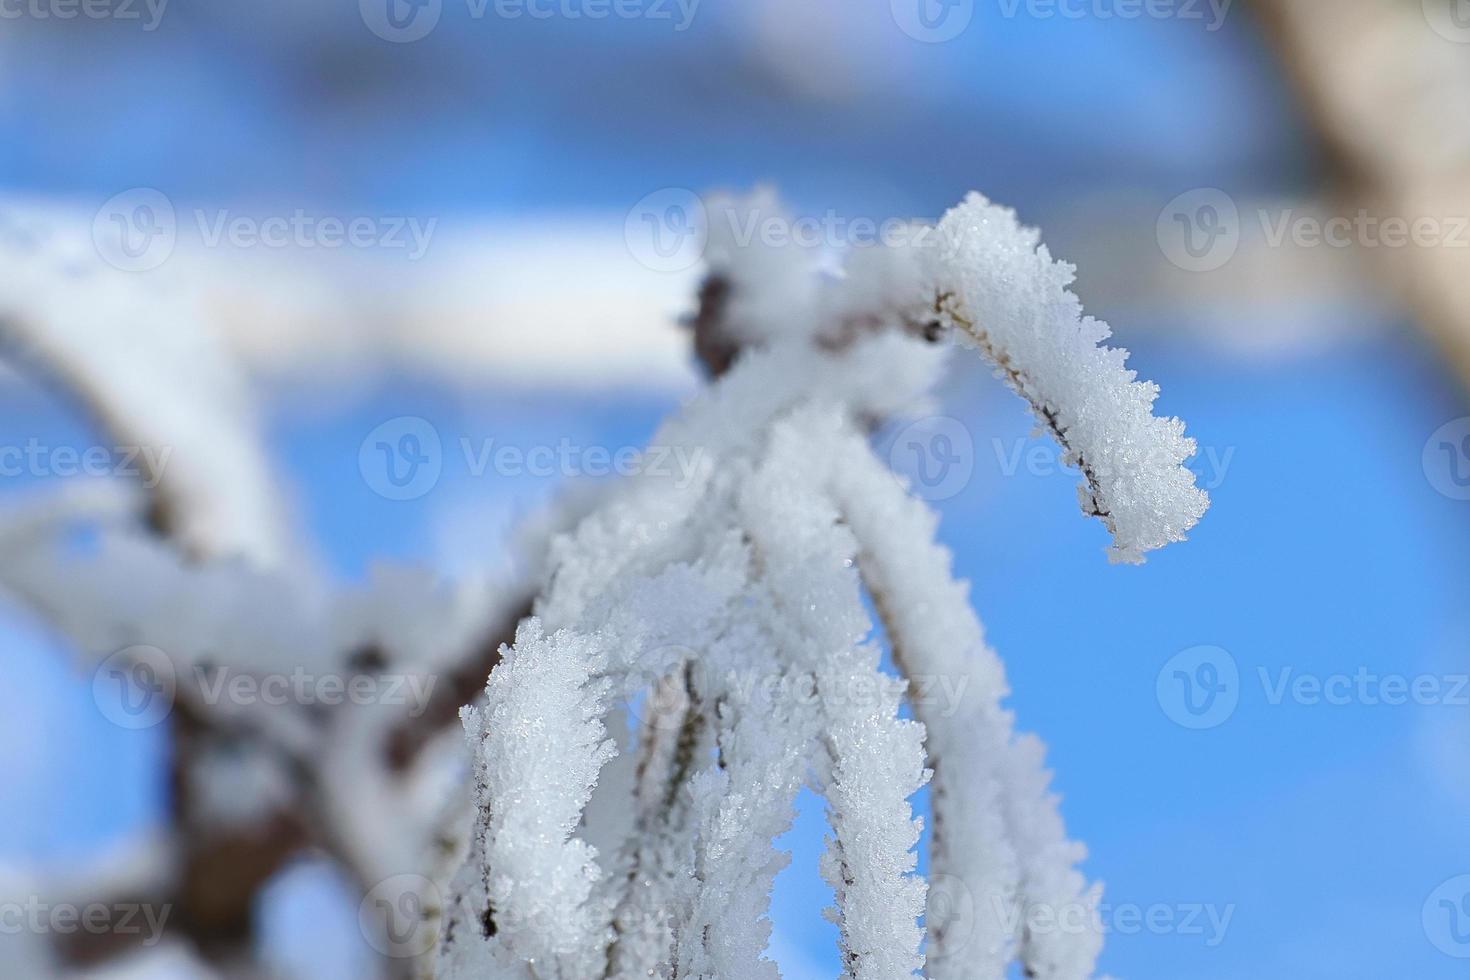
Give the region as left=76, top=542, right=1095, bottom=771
left=440, top=189, right=1207, bottom=980
left=0, top=204, right=288, bottom=565
left=1, top=187, right=1208, bottom=980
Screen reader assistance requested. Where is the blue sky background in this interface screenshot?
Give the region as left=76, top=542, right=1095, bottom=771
left=3, top=2, right=1470, bottom=977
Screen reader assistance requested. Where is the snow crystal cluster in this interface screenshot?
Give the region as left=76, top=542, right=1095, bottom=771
left=439, top=192, right=1207, bottom=979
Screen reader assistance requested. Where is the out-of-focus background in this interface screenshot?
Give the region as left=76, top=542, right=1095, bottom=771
left=3, top=1, right=1470, bottom=977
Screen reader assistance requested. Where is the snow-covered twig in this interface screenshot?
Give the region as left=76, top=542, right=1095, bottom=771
left=927, top=194, right=1208, bottom=563
left=828, top=422, right=1101, bottom=978
left=441, top=190, right=1207, bottom=980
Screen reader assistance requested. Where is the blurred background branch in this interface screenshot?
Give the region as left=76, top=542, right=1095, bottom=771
left=1249, top=0, right=1470, bottom=387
